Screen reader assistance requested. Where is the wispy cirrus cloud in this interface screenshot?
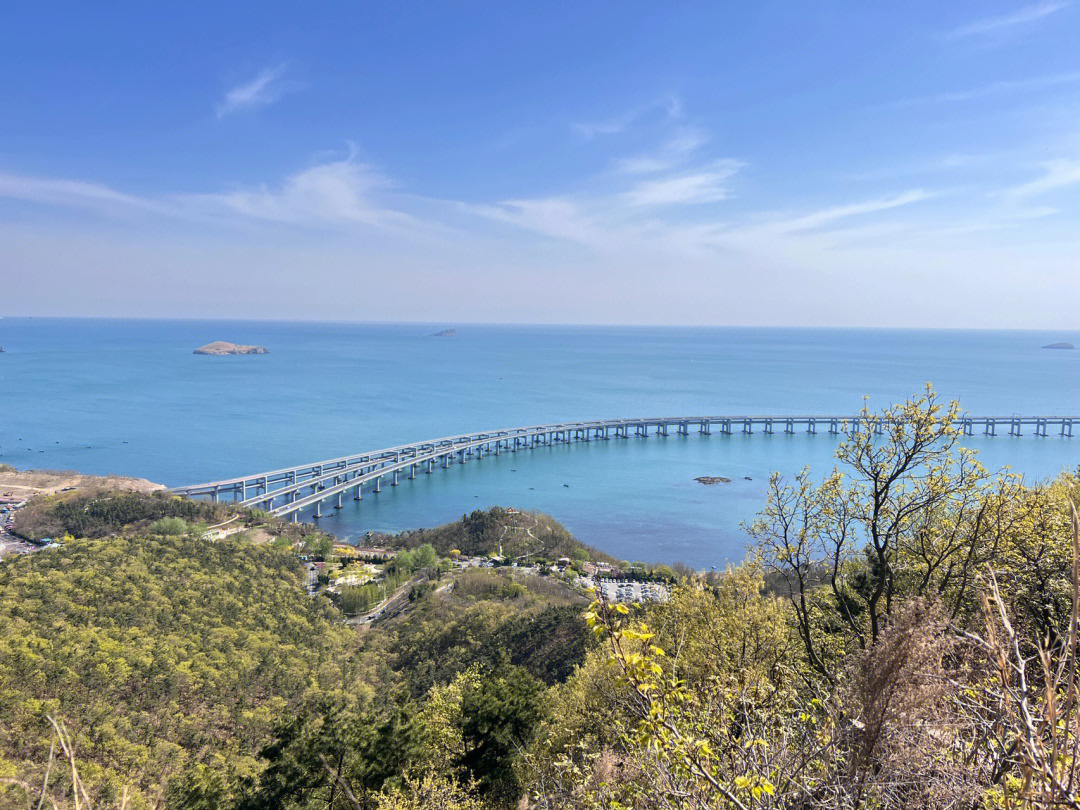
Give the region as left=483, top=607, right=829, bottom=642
left=1007, top=159, right=1080, bottom=197
left=623, top=160, right=742, bottom=206
left=890, top=71, right=1080, bottom=106
left=950, top=1, right=1070, bottom=38
left=760, top=190, right=935, bottom=233
left=0, top=152, right=417, bottom=231
left=615, top=128, right=710, bottom=174
left=217, top=64, right=296, bottom=118
left=193, top=153, right=416, bottom=229
left=573, top=96, right=682, bottom=138
left=0, top=172, right=172, bottom=214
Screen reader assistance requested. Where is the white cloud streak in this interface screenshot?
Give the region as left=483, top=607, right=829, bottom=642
left=0, top=155, right=417, bottom=231
left=623, top=160, right=742, bottom=206
left=0, top=173, right=171, bottom=214
left=195, top=156, right=415, bottom=228
left=950, top=1, right=1070, bottom=38
left=1008, top=159, right=1080, bottom=197
left=891, top=71, right=1080, bottom=106
left=217, top=64, right=294, bottom=117
left=760, top=190, right=934, bottom=233
left=573, top=96, right=682, bottom=137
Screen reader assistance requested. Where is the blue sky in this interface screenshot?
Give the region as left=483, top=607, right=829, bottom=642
left=1, top=1, right=1078, bottom=326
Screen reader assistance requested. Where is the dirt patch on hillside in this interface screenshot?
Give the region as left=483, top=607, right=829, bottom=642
left=0, top=468, right=165, bottom=500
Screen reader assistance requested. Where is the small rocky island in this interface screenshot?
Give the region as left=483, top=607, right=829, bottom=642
left=1042, top=342, right=1075, bottom=350
left=431, top=328, right=457, bottom=337
left=695, top=476, right=731, bottom=485
left=193, top=341, right=269, bottom=355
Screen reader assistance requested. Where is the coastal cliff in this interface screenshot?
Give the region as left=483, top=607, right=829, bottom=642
left=194, top=341, right=269, bottom=355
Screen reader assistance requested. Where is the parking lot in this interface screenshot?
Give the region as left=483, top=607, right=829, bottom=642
left=0, top=500, right=38, bottom=560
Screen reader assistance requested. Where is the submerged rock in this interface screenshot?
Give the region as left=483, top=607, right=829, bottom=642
left=695, top=476, right=731, bottom=485
left=193, top=341, right=269, bottom=355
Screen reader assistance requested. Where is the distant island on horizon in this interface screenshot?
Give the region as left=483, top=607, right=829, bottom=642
left=193, top=341, right=269, bottom=355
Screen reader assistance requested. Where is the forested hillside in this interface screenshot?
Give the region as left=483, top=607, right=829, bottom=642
left=4, top=391, right=1080, bottom=809
left=0, top=532, right=355, bottom=808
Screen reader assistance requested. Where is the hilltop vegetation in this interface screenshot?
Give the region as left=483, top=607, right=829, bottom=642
left=13, top=489, right=237, bottom=540
left=5, top=390, right=1080, bottom=809
left=388, top=507, right=617, bottom=563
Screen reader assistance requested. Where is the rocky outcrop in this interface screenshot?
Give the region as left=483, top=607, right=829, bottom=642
left=694, top=476, right=731, bottom=485
left=193, top=341, right=269, bottom=355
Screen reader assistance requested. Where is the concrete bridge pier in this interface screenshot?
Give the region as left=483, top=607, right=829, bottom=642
left=807, top=418, right=816, bottom=434
left=722, top=419, right=732, bottom=435
left=374, top=476, right=382, bottom=493
left=409, top=464, right=417, bottom=480
left=459, top=449, right=466, bottom=464
left=828, top=419, right=839, bottom=435
left=1010, top=419, right=1022, bottom=437
left=743, top=419, right=753, bottom=434
left=291, top=512, right=298, bottom=523
left=785, top=418, right=794, bottom=434
left=335, top=492, right=343, bottom=509
left=212, top=486, right=220, bottom=503
left=678, top=422, right=689, bottom=436
left=427, top=458, right=434, bottom=473
left=392, top=469, right=400, bottom=486
left=764, top=419, right=773, bottom=435
left=354, top=483, right=363, bottom=500
left=986, top=419, right=997, bottom=436
left=1062, top=420, right=1074, bottom=437
left=700, top=421, right=711, bottom=435
left=313, top=502, right=322, bottom=518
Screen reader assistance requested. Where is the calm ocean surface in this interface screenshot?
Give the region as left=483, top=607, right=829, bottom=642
left=1, top=318, right=1078, bottom=567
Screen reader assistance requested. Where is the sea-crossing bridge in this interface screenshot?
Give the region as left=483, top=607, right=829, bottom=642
left=170, top=414, right=1078, bottom=520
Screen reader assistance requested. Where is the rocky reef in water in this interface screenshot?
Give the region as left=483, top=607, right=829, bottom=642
left=694, top=476, right=731, bottom=485
left=193, top=341, right=269, bottom=355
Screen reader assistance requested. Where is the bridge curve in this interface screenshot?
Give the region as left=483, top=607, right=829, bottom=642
left=170, top=414, right=1079, bottom=520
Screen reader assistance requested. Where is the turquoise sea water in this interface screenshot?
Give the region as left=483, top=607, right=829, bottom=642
left=1, top=318, right=1078, bottom=567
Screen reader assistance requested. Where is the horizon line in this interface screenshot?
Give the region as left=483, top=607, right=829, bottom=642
left=2, top=314, right=1079, bottom=334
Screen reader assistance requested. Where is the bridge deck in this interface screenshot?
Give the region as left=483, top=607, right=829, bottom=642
left=169, top=414, right=1079, bottom=518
